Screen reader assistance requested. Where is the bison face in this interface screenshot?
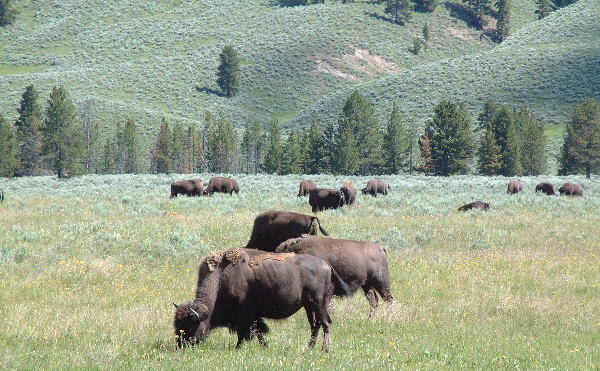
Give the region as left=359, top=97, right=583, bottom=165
left=559, top=186, right=566, bottom=195
left=361, top=188, right=368, bottom=195
left=173, top=302, right=209, bottom=348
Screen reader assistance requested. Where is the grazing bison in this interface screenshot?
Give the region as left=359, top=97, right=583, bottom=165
left=458, top=201, right=489, bottom=212
left=170, top=179, right=204, bottom=198
left=362, top=179, right=391, bottom=197
left=340, top=181, right=357, bottom=206
left=0, top=189, right=4, bottom=203
left=559, top=183, right=584, bottom=196
left=173, top=248, right=354, bottom=351
left=309, top=188, right=345, bottom=213
left=276, top=235, right=393, bottom=318
left=298, top=180, right=317, bottom=197
left=205, top=177, right=239, bottom=196
left=535, top=182, right=556, bottom=196
left=507, top=179, right=523, bottom=194
left=245, top=211, right=329, bottom=252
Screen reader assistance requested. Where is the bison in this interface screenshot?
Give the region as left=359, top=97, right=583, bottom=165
left=0, top=189, right=4, bottom=203
left=309, top=188, right=345, bottom=213
left=173, top=248, right=354, bottom=351
left=340, top=181, right=357, bottom=205
left=205, top=176, right=239, bottom=196
left=276, top=235, right=394, bottom=318
left=170, top=179, right=204, bottom=198
left=507, top=179, right=523, bottom=194
left=362, top=179, right=391, bottom=197
left=245, top=211, right=329, bottom=252
left=535, top=182, right=556, bottom=195
left=298, top=180, right=317, bottom=197
left=559, top=182, right=584, bottom=196
left=458, top=201, right=489, bottom=212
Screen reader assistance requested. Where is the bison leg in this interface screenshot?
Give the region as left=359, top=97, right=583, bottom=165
left=251, top=319, right=269, bottom=348
left=305, top=306, right=320, bottom=348
left=315, top=303, right=332, bottom=352
left=364, top=287, right=379, bottom=318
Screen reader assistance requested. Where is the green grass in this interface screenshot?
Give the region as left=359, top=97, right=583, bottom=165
left=0, top=64, right=47, bottom=75
left=0, top=0, right=537, bottom=139
left=292, top=0, right=600, bottom=127
left=1, top=173, right=599, bottom=369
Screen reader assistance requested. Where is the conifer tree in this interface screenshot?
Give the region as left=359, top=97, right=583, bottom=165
left=385, top=0, right=414, bottom=25
left=217, top=46, right=241, bottom=97
left=306, top=120, right=327, bottom=174
left=263, top=119, right=283, bottom=174
left=183, top=125, right=204, bottom=173
left=79, top=100, right=99, bottom=174
left=559, top=98, right=600, bottom=178
left=419, top=126, right=434, bottom=174
left=517, top=107, right=547, bottom=175
left=335, top=128, right=360, bottom=175
left=100, top=138, right=116, bottom=174
left=492, top=106, right=522, bottom=176
left=0, top=0, right=17, bottom=26
left=422, top=23, right=431, bottom=48
left=124, top=118, right=139, bottom=173
left=415, top=0, right=437, bottom=12
left=462, top=0, right=491, bottom=29
left=43, top=86, right=84, bottom=178
left=15, top=85, right=44, bottom=176
left=495, top=0, right=511, bottom=41
left=0, top=114, right=19, bottom=177
left=322, top=121, right=336, bottom=174
left=428, top=101, right=474, bottom=176
left=477, top=100, right=499, bottom=131
left=151, top=118, right=172, bottom=174
left=478, top=123, right=502, bottom=175
left=384, top=103, right=409, bottom=174
left=280, top=129, right=303, bottom=175
left=535, top=0, right=554, bottom=19
left=171, top=122, right=186, bottom=173
left=241, top=122, right=264, bottom=174
left=206, top=115, right=237, bottom=173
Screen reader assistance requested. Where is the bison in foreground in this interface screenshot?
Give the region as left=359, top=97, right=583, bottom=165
left=507, top=179, right=523, bottom=194
left=535, top=182, right=556, bottom=195
left=340, top=181, right=357, bottom=205
left=362, top=179, right=391, bottom=197
left=458, top=201, right=489, bottom=212
left=205, top=176, right=239, bottom=196
left=298, top=180, right=317, bottom=197
left=170, top=179, right=204, bottom=198
left=276, top=235, right=394, bottom=318
left=559, top=183, right=583, bottom=196
left=173, top=248, right=354, bottom=351
left=245, top=211, right=329, bottom=252
left=309, top=188, right=345, bottom=213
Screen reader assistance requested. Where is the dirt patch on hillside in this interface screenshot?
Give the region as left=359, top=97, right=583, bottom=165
left=313, top=45, right=401, bottom=81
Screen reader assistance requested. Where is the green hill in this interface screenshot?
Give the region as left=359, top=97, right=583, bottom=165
left=290, top=0, right=600, bottom=129
left=0, top=0, right=536, bottom=140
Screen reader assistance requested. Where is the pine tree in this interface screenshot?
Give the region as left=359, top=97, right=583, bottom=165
left=559, top=98, right=600, bottom=178
left=415, top=0, right=437, bottom=12
left=385, top=0, right=414, bottom=25
left=462, top=0, right=491, bottom=29
left=518, top=108, right=547, bottom=175
left=263, top=119, right=283, bottom=174
left=322, top=121, right=336, bottom=174
left=478, top=123, right=502, bottom=175
left=306, top=120, right=327, bottom=174
left=216, top=46, right=241, bottom=97
left=151, top=118, right=172, bottom=174
left=171, top=122, right=186, bottom=173
left=183, top=125, right=203, bottom=173
left=495, top=0, right=511, bottom=41
left=78, top=100, right=99, bottom=174
left=100, top=138, right=116, bottom=174
left=43, top=86, right=84, bottom=178
left=124, top=118, right=139, bottom=173
left=492, top=106, right=522, bottom=176
left=477, top=100, right=499, bottom=131
left=422, top=23, right=431, bottom=46
left=14, top=85, right=44, bottom=176
left=206, top=115, right=238, bottom=173
left=419, top=126, right=434, bottom=174
left=535, top=0, right=554, bottom=19
left=335, top=128, right=360, bottom=175
left=0, top=0, right=17, bottom=26
left=428, top=101, right=474, bottom=176
left=0, top=114, right=19, bottom=177
left=406, top=122, right=419, bottom=174
left=280, top=129, right=303, bottom=175
left=384, top=103, right=409, bottom=174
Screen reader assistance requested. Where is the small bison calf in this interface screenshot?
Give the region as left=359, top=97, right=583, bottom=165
left=458, top=201, right=489, bottom=212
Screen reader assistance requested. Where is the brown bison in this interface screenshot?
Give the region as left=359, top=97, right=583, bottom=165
left=309, top=188, right=345, bottom=213
left=298, top=180, right=317, bottom=197
left=205, top=176, right=239, bottom=196
left=507, top=179, right=523, bottom=194
left=559, top=182, right=584, bottom=196
left=458, top=201, right=489, bottom=212
left=173, top=248, right=354, bottom=351
left=276, top=235, right=394, bottom=318
left=245, top=211, right=329, bottom=252
left=535, top=182, right=556, bottom=195
left=170, top=179, right=204, bottom=198
left=362, top=179, right=391, bottom=197
left=340, top=181, right=357, bottom=205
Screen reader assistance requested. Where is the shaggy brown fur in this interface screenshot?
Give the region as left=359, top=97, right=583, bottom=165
left=205, top=177, right=240, bottom=196
left=559, top=182, right=584, bottom=196
left=170, top=179, right=204, bottom=198
left=458, top=201, right=489, bottom=212
left=535, top=182, right=556, bottom=195
left=298, top=180, right=317, bottom=197
left=275, top=235, right=394, bottom=318
left=361, top=179, right=391, bottom=197
left=248, top=252, right=296, bottom=267
left=309, top=188, right=345, bottom=213
left=245, top=211, right=330, bottom=252
left=507, top=179, right=523, bottom=194
left=340, top=181, right=357, bottom=205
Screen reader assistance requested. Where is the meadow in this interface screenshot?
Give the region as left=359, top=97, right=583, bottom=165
left=1, top=173, right=599, bottom=369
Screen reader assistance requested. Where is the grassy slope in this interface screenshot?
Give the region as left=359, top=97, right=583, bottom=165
left=291, top=0, right=600, bottom=128
left=0, top=0, right=535, bottom=138
left=0, top=174, right=599, bottom=369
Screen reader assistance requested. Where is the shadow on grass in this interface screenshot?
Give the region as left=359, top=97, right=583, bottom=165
left=195, top=86, right=227, bottom=98
left=443, top=2, right=479, bottom=29
left=364, top=12, right=400, bottom=26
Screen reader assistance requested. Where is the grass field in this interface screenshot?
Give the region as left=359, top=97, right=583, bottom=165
left=1, top=174, right=599, bottom=369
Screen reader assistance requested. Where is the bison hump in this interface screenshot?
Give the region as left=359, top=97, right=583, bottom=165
left=248, top=253, right=296, bottom=267
left=224, top=247, right=245, bottom=265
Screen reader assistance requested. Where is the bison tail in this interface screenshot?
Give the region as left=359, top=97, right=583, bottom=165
left=330, top=268, right=357, bottom=297
left=314, top=218, right=329, bottom=236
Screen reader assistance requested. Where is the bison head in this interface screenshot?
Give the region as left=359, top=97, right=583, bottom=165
left=173, top=302, right=209, bottom=348
left=361, top=188, right=368, bottom=195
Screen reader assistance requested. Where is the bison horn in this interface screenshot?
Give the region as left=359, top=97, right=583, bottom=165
left=189, top=307, right=201, bottom=319
left=173, top=303, right=179, bottom=308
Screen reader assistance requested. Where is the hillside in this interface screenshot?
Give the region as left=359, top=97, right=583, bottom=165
left=290, top=0, right=600, bottom=129
left=0, top=0, right=537, bottom=139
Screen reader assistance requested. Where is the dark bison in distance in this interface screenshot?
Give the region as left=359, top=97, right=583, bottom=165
left=507, top=179, right=523, bottom=194
left=0, top=189, right=4, bottom=202
left=276, top=235, right=394, bottom=318
left=362, top=179, right=391, bottom=197
left=205, top=176, right=239, bottom=195
left=173, top=248, right=354, bottom=351
left=298, top=180, right=317, bottom=197
left=245, top=211, right=329, bottom=252
left=458, top=201, right=489, bottom=212
left=340, top=181, right=357, bottom=205
left=559, top=182, right=584, bottom=196
left=170, top=179, right=204, bottom=198
left=535, top=182, right=556, bottom=195
left=309, top=188, right=345, bottom=213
